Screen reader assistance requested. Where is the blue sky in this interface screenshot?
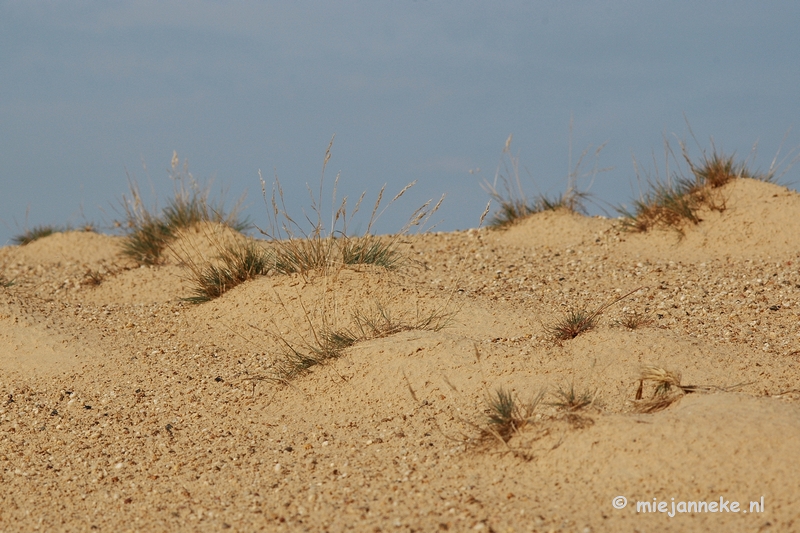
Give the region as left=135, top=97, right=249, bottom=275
left=2, top=1, right=799, bottom=244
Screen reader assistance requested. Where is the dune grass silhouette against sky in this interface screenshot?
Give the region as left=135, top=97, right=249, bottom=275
left=1, top=1, right=799, bottom=243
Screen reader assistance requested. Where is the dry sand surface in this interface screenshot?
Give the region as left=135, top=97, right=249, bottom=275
left=1, top=178, right=800, bottom=532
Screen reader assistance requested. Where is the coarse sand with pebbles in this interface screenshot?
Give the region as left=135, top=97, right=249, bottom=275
left=1, top=177, right=800, bottom=532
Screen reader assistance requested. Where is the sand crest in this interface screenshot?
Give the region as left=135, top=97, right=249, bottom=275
left=1, top=178, right=798, bottom=531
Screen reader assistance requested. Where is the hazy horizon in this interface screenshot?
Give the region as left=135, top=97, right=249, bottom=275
left=2, top=1, right=799, bottom=245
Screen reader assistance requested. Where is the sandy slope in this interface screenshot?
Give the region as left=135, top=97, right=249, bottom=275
left=1, top=178, right=799, bottom=532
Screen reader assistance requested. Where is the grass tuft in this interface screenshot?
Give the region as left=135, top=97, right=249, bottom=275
left=340, top=235, right=402, bottom=270
left=270, top=303, right=452, bottom=383
left=548, top=287, right=644, bottom=341
left=483, top=387, right=543, bottom=442
left=120, top=213, right=172, bottom=265
left=185, top=241, right=271, bottom=303
left=120, top=153, right=248, bottom=265
left=260, top=135, right=441, bottom=277
left=12, top=225, right=64, bottom=245
left=548, top=308, right=599, bottom=340
left=269, top=236, right=338, bottom=275
left=634, top=364, right=744, bottom=413
left=1, top=275, right=14, bottom=288
left=81, top=269, right=105, bottom=287
left=634, top=365, right=685, bottom=413
left=483, top=129, right=609, bottom=228
left=549, top=382, right=595, bottom=411
left=618, top=135, right=781, bottom=233
left=616, top=311, right=654, bottom=330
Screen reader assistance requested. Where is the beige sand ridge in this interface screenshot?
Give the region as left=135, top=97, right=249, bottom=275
left=0, top=178, right=799, bottom=532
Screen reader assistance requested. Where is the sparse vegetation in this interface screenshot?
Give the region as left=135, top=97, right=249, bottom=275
left=634, top=365, right=686, bottom=413
left=482, top=130, right=609, bottom=228
left=12, top=225, right=64, bottom=245
left=182, top=138, right=440, bottom=303
left=11, top=223, right=96, bottom=246
left=618, top=136, right=784, bottom=233
left=548, top=308, right=599, bottom=340
left=270, top=303, right=452, bottom=383
left=633, top=363, right=753, bottom=413
left=0, top=275, right=14, bottom=288
left=260, top=136, right=442, bottom=277
left=616, top=311, right=653, bottom=330
left=184, top=240, right=272, bottom=303
left=340, top=234, right=402, bottom=270
left=548, top=287, right=644, bottom=341
left=120, top=153, right=249, bottom=265
left=549, top=382, right=595, bottom=411
left=483, top=387, right=543, bottom=443
left=81, top=269, right=104, bottom=287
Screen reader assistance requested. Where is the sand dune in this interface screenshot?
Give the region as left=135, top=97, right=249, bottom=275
left=1, top=178, right=799, bottom=531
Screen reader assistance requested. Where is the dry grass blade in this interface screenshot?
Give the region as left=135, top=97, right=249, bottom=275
left=635, top=392, right=685, bottom=414
left=640, top=365, right=682, bottom=394
left=634, top=363, right=733, bottom=413
left=478, top=201, right=491, bottom=228
left=634, top=365, right=685, bottom=413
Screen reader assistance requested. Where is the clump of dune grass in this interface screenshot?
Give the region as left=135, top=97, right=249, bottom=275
left=548, top=287, right=644, bottom=341
left=11, top=223, right=96, bottom=246
left=269, top=303, right=453, bottom=383
left=482, top=127, right=609, bottom=228
left=0, top=275, right=14, bottom=288
left=81, top=269, right=104, bottom=287
left=615, top=311, right=654, bottom=330
left=329, top=304, right=453, bottom=347
left=120, top=152, right=249, bottom=265
left=182, top=138, right=439, bottom=302
left=618, top=131, right=797, bottom=233
left=549, top=382, right=596, bottom=411
left=482, top=387, right=544, bottom=443
left=184, top=240, right=272, bottom=303
left=548, top=308, right=600, bottom=340
left=260, top=135, right=442, bottom=277
left=340, top=234, right=402, bottom=269
left=12, top=225, right=65, bottom=245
